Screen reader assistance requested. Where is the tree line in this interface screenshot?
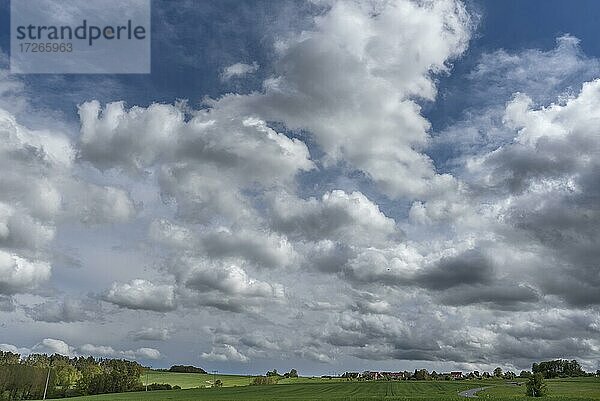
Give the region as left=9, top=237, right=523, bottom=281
left=532, top=359, right=587, bottom=379
left=0, top=350, right=162, bottom=400
left=252, top=369, right=299, bottom=385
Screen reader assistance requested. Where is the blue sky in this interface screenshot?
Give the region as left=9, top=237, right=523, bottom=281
left=2, top=0, right=600, bottom=121
left=0, top=0, right=599, bottom=376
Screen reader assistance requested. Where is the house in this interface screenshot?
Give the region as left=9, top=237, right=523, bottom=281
left=450, top=371, right=463, bottom=379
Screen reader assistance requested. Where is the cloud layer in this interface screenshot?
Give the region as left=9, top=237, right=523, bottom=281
left=1, top=0, right=599, bottom=374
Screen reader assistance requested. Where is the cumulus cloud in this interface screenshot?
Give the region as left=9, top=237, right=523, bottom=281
left=0, top=251, right=51, bottom=295
left=270, top=190, right=398, bottom=245
left=183, top=260, right=284, bottom=299
left=33, top=338, right=74, bottom=357
left=201, top=344, right=248, bottom=362
left=78, top=101, right=313, bottom=225
left=0, top=103, right=137, bottom=306
left=464, top=79, right=600, bottom=306
left=200, top=228, right=296, bottom=269
left=104, top=279, right=176, bottom=312
left=213, top=0, right=471, bottom=198
left=0, top=343, right=31, bottom=356
left=135, top=347, right=162, bottom=360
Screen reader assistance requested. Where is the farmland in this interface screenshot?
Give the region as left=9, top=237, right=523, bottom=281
left=45, top=376, right=600, bottom=401
left=479, top=377, right=600, bottom=400
left=142, top=371, right=257, bottom=389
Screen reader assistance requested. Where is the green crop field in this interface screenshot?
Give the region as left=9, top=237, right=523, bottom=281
left=142, top=371, right=257, bottom=388
left=142, top=371, right=350, bottom=388
left=478, top=377, right=600, bottom=400
left=43, top=380, right=495, bottom=401
left=40, top=377, right=600, bottom=401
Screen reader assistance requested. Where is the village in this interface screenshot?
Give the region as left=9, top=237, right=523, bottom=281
left=336, top=368, right=522, bottom=381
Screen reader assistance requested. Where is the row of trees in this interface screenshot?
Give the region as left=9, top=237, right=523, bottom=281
left=253, top=369, right=299, bottom=385
left=165, top=365, right=207, bottom=374
left=266, top=368, right=298, bottom=378
left=532, top=359, right=586, bottom=379
left=0, top=364, right=50, bottom=400
left=0, top=351, right=148, bottom=400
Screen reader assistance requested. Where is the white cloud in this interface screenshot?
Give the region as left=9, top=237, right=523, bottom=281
left=0, top=250, right=51, bottom=295
left=183, top=260, right=284, bottom=299
left=221, top=62, right=259, bottom=81
left=77, top=344, right=162, bottom=360
left=135, top=347, right=162, bottom=360
left=213, top=0, right=471, bottom=198
left=201, top=344, right=248, bottom=362
left=33, top=338, right=74, bottom=357
left=104, top=279, right=176, bottom=312
left=0, top=343, right=31, bottom=356
left=270, top=190, right=398, bottom=246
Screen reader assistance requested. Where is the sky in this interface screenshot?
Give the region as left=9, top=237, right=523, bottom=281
left=0, top=0, right=599, bottom=376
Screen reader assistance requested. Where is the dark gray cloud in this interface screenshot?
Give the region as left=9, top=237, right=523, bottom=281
left=0, top=295, right=15, bottom=312
left=26, top=299, right=97, bottom=323
left=415, top=250, right=493, bottom=291
left=437, top=284, right=539, bottom=309
left=130, top=328, right=171, bottom=342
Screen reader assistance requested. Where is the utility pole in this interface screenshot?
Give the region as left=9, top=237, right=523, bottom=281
left=42, top=364, right=51, bottom=400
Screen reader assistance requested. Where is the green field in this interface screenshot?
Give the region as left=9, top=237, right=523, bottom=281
left=142, top=371, right=351, bottom=388
left=142, top=371, right=257, bottom=388
left=479, top=377, right=600, bottom=400
left=58, top=380, right=481, bottom=401
left=52, top=376, right=600, bottom=401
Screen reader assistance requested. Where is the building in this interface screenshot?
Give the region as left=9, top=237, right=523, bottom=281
left=450, top=371, right=463, bottom=379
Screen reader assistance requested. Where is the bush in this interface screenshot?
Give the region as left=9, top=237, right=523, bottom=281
left=251, top=376, right=277, bottom=385
left=526, top=373, right=548, bottom=397
left=147, top=383, right=173, bottom=391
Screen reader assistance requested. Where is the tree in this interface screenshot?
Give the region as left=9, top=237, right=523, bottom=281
left=53, top=359, right=82, bottom=388
left=0, top=351, right=20, bottom=366
left=413, top=369, right=430, bottom=380
left=289, top=369, right=298, bottom=378
left=493, top=367, right=503, bottom=378
left=520, top=370, right=532, bottom=379
left=526, top=373, right=547, bottom=397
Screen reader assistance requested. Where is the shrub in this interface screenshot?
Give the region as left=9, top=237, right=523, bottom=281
left=526, top=373, right=548, bottom=397
left=251, top=376, right=277, bottom=385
